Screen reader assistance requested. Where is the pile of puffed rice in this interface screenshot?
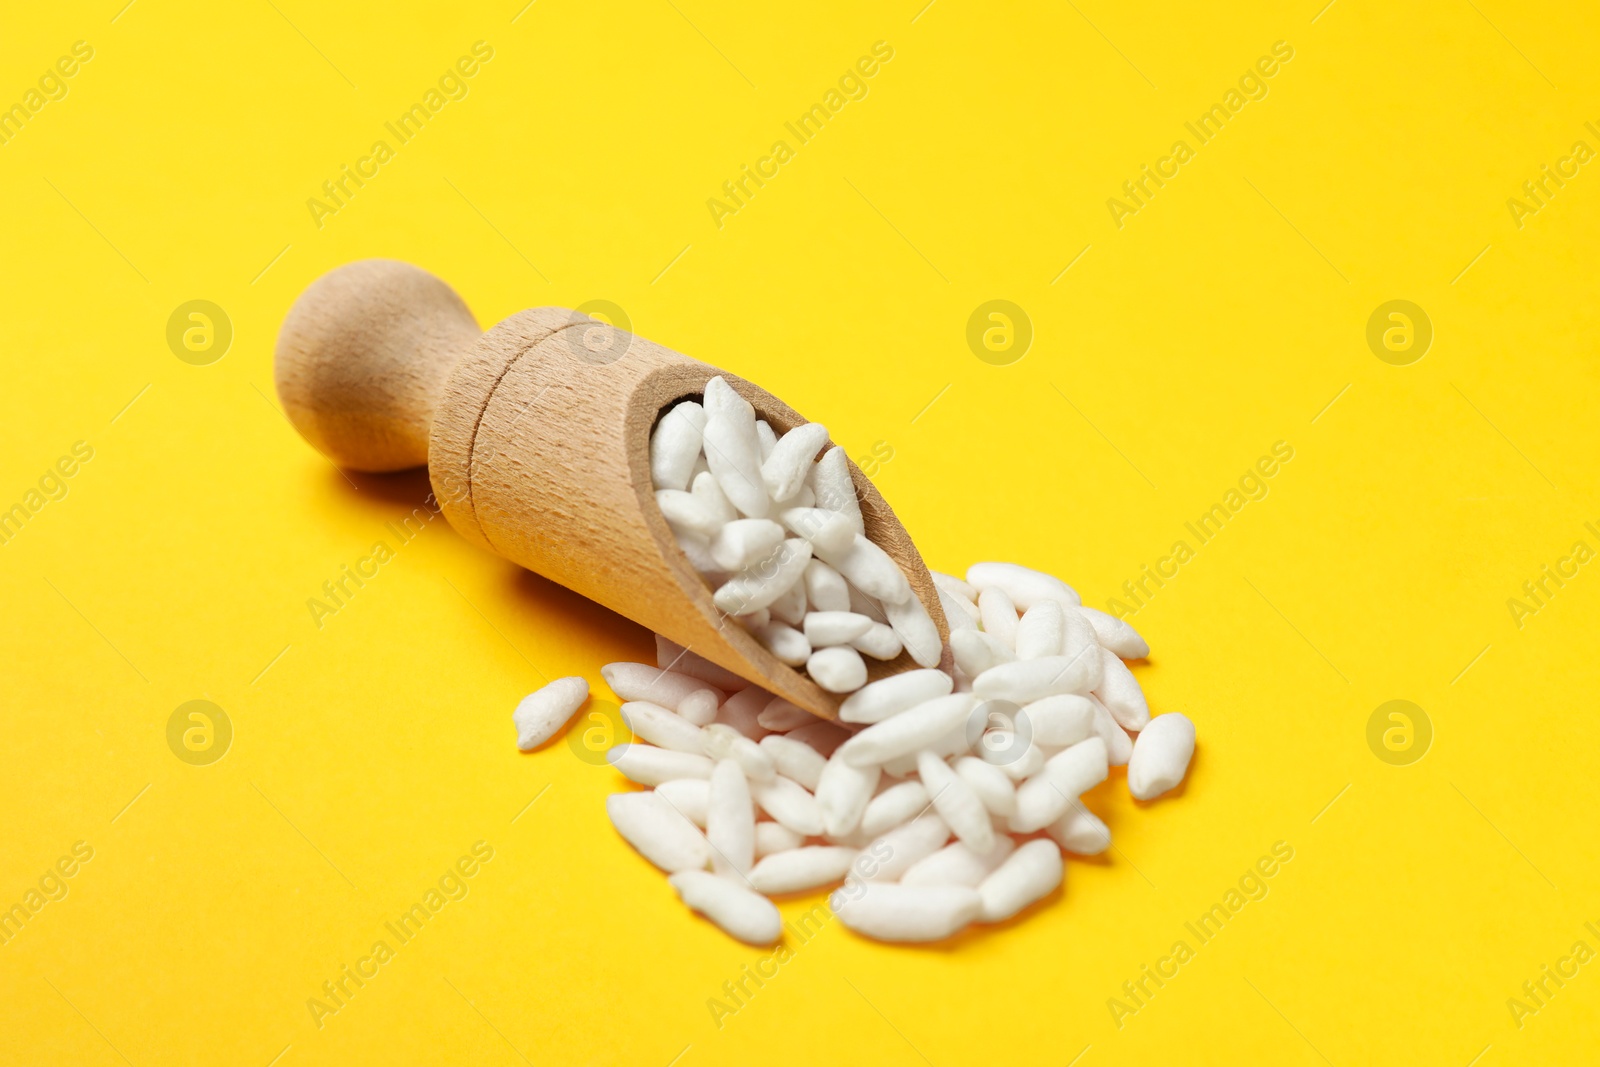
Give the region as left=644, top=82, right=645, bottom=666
left=510, top=381, right=1195, bottom=943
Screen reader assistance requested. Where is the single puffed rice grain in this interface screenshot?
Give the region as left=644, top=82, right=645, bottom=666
left=513, top=676, right=589, bottom=751
left=707, top=759, right=755, bottom=875
left=701, top=379, right=770, bottom=519
left=972, top=653, right=1102, bottom=703
left=668, top=870, right=782, bottom=944
left=837, top=694, right=978, bottom=767
left=1021, top=694, right=1096, bottom=747
left=1010, top=737, right=1109, bottom=832
left=1090, top=694, right=1133, bottom=766
left=807, top=446, right=865, bottom=536
left=806, top=645, right=867, bottom=692
left=811, top=533, right=912, bottom=606
left=749, top=846, right=856, bottom=894
left=619, top=701, right=706, bottom=754
left=977, top=838, right=1062, bottom=922
left=831, top=881, right=981, bottom=942
left=977, top=586, right=1020, bottom=649
left=966, top=561, right=1081, bottom=609
left=650, top=401, right=707, bottom=492
left=678, top=688, right=721, bottom=726
left=754, top=418, right=777, bottom=459
left=1077, top=605, right=1150, bottom=659
left=1127, top=712, right=1195, bottom=800
left=607, top=743, right=715, bottom=786
left=802, top=610, right=874, bottom=646
left=918, top=750, right=994, bottom=852
left=760, top=422, right=830, bottom=502
left=801, top=559, right=851, bottom=612
left=838, top=669, right=953, bottom=724
left=850, top=622, right=904, bottom=660
left=755, top=620, right=810, bottom=666
left=817, top=755, right=880, bottom=837
left=1095, top=647, right=1151, bottom=731
left=700, top=374, right=744, bottom=417
left=709, top=519, right=787, bottom=571
left=602, top=663, right=725, bottom=712
left=1015, top=601, right=1064, bottom=659
left=1047, top=802, right=1111, bottom=854
left=884, top=594, right=943, bottom=668
left=606, top=792, right=712, bottom=873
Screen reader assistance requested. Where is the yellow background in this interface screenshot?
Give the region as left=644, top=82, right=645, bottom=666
left=2, top=0, right=1597, bottom=1063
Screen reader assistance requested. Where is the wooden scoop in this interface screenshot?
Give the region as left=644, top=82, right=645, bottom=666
left=274, top=259, right=949, bottom=718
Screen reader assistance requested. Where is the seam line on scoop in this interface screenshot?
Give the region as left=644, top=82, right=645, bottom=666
left=466, top=319, right=605, bottom=558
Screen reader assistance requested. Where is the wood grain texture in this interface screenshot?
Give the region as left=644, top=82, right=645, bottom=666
left=429, top=306, right=572, bottom=553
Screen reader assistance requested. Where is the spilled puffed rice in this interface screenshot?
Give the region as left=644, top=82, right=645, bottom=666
left=517, top=560, right=1192, bottom=943
left=507, top=376, right=1193, bottom=943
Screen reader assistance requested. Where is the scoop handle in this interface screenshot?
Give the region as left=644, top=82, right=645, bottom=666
left=274, top=259, right=483, bottom=472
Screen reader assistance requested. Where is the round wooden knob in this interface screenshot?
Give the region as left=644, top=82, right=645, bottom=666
left=274, top=259, right=481, bottom=471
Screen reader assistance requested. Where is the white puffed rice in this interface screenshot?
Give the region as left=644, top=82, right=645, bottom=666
left=654, top=380, right=932, bottom=698
left=505, top=392, right=1187, bottom=944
